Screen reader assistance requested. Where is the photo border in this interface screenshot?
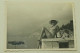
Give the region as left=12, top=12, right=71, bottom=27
left=4, top=1, right=77, bottom=52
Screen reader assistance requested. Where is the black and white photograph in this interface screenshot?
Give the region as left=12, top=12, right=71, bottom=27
left=7, top=0, right=75, bottom=49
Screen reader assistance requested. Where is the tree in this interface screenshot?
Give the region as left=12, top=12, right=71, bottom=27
left=60, top=20, right=73, bottom=31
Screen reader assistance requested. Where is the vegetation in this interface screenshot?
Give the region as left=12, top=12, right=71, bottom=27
left=8, top=41, right=24, bottom=49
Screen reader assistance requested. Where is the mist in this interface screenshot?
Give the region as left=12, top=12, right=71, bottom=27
left=7, top=1, right=73, bottom=49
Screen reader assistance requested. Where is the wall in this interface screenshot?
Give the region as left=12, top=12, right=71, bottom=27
left=41, top=39, right=74, bottom=49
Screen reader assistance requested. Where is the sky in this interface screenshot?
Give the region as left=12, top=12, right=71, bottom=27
left=7, top=0, right=73, bottom=49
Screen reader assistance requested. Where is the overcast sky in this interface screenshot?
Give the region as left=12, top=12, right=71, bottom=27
left=7, top=0, right=73, bottom=49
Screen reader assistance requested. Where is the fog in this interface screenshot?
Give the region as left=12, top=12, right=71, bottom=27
left=7, top=0, right=73, bottom=49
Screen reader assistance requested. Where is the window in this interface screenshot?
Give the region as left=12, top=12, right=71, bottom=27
left=59, top=42, right=69, bottom=48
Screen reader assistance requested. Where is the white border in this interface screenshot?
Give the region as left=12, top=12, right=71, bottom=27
left=4, top=0, right=77, bottom=52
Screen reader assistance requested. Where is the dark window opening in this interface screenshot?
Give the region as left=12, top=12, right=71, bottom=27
left=59, top=42, right=69, bottom=48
